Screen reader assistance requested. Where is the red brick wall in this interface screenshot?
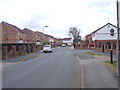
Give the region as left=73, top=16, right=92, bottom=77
left=35, top=32, right=49, bottom=42
left=2, top=45, right=42, bottom=60
left=35, top=32, right=42, bottom=42
left=94, top=40, right=117, bottom=53
left=23, top=28, right=37, bottom=44
left=86, top=34, right=93, bottom=44
left=19, top=31, right=26, bottom=43
left=0, top=22, right=61, bottom=46
left=2, top=22, right=19, bottom=43
left=41, top=33, right=49, bottom=42
left=1, top=22, right=25, bottom=44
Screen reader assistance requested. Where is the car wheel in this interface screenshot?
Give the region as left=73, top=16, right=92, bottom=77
left=43, top=51, right=46, bottom=53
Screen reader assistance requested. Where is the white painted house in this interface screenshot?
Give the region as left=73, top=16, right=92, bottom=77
left=92, top=23, right=117, bottom=41
left=90, top=23, right=118, bottom=53
left=61, top=38, right=73, bottom=46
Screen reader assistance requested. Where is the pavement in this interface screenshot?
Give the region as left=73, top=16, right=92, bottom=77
left=92, top=50, right=117, bottom=60
left=74, top=49, right=118, bottom=88
left=2, top=50, right=43, bottom=68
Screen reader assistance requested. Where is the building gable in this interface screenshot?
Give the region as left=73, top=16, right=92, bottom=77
left=92, top=23, right=117, bottom=41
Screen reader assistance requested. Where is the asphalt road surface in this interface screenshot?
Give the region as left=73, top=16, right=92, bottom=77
left=2, top=47, right=81, bottom=88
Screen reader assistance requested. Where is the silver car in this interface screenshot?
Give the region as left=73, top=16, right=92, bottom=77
left=43, top=45, right=52, bottom=53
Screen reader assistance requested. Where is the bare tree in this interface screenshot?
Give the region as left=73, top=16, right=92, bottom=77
left=69, top=27, right=81, bottom=49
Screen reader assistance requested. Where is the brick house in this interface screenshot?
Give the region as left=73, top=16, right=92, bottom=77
left=35, top=31, right=49, bottom=44
left=1, top=21, right=63, bottom=60
left=87, top=23, right=118, bottom=53
left=60, top=38, right=72, bottom=46
left=54, top=38, right=62, bottom=46
left=85, top=34, right=93, bottom=44
left=35, top=32, right=43, bottom=45
left=35, top=32, right=62, bottom=46
left=85, top=34, right=94, bottom=49
left=23, top=28, right=37, bottom=44
left=0, top=22, right=26, bottom=44
left=44, top=34, right=54, bottom=44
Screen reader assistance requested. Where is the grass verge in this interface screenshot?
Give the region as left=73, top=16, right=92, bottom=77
left=105, top=60, right=117, bottom=72
left=86, top=52, right=101, bottom=56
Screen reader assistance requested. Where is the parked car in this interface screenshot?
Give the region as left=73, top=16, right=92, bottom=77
left=43, top=45, right=52, bottom=53
left=62, top=44, right=66, bottom=47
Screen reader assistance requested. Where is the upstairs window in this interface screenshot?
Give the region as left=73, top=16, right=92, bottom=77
left=18, top=31, right=20, bottom=35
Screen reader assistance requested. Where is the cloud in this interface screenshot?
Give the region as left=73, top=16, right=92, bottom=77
left=87, top=0, right=115, bottom=8
left=0, top=0, right=117, bottom=38
left=22, top=14, right=49, bottom=30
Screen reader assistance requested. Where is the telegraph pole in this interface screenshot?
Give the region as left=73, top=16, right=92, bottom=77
left=117, top=0, right=120, bottom=89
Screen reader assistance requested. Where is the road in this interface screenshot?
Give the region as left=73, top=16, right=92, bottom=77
left=2, top=47, right=81, bottom=88
left=2, top=47, right=118, bottom=88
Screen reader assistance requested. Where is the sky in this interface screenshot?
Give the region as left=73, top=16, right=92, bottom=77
left=0, top=0, right=118, bottom=39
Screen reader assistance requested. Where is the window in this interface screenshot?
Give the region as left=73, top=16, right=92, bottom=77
left=107, top=42, right=111, bottom=49
left=99, top=43, right=101, bottom=48
left=24, top=33, right=27, bottom=38
left=35, top=33, right=38, bottom=38
left=113, top=42, right=116, bottom=49
left=18, top=40, right=23, bottom=43
left=18, top=31, right=20, bottom=35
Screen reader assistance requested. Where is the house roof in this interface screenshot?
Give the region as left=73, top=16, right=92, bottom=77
left=1, top=21, right=22, bottom=31
left=35, top=31, right=54, bottom=38
left=23, top=28, right=35, bottom=32
left=59, top=38, right=71, bottom=40
left=1, top=21, right=60, bottom=40
left=91, top=23, right=117, bottom=34
left=44, top=34, right=54, bottom=38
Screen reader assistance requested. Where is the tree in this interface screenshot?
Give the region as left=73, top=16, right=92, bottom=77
left=69, top=27, right=81, bottom=49
left=42, top=41, right=49, bottom=45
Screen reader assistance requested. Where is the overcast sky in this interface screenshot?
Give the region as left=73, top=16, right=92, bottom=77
left=0, top=0, right=118, bottom=39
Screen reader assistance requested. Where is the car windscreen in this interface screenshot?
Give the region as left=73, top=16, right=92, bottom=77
left=44, top=45, right=51, bottom=47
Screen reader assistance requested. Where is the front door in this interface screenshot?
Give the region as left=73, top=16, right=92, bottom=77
left=102, top=44, right=104, bottom=52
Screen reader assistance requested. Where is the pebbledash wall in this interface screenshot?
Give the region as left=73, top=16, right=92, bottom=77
left=89, top=23, right=118, bottom=53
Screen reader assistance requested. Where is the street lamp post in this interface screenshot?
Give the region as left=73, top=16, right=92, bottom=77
left=43, top=26, right=48, bottom=33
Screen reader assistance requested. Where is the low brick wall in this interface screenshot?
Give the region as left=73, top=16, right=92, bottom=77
left=95, top=48, right=117, bottom=54
left=76, top=44, right=94, bottom=49
left=2, top=45, right=42, bottom=60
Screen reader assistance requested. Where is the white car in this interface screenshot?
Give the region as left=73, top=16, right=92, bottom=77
left=43, top=45, right=52, bottom=53
left=62, top=44, right=66, bottom=47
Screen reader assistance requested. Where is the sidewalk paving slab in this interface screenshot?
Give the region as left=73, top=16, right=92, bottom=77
left=2, top=51, right=42, bottom=63
left=74, top=50, right=118, bottom=88
left=2, top=51, right=42, bottom=68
